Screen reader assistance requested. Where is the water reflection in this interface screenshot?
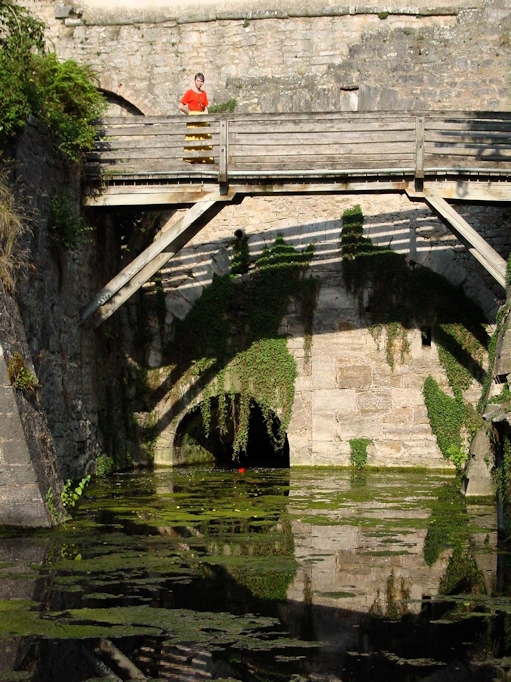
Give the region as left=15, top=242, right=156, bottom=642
left=0, top=468, right=503, bottom=681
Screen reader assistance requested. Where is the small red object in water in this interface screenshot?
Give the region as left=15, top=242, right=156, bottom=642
left=238, top=467, right=245, bottom=474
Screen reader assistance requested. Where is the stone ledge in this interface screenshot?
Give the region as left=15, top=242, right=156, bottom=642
left=79, top=2, right=466, bottom=26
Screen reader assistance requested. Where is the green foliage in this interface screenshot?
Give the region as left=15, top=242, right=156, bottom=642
left=45, top=486, right=70, bottom=526
left=95, top=455, right=115, bottom=478
left=7, top=351, right=39, bottom=395
left=446, top=443, right=469, bottom=472
left=49, top=187, right=94, bottom=248
left=45, top=487, right=58, bottom=524
left=423, top=376, right=466, bottom=461
left=349, top=438, right=372, bottom=469
left=423, top=479, right=470, bottom=566
left=209, top=98, right=237, bottom=114
left=61, top=475, right=91, bottom=509
left=0, top=51, right=33, bottom=141
left=496, top=431, right=511, bottom=535
left=168, top=234, right=319, bottom=458
left=0, top=2, right=45, bottom=55
left=439, top=545, right=484, bottom=595
left=0, top=2, right=106, bottom=160
left=479, top=306, right=508, bottom=411
left=506, top=252, right=511, bottom=289
left=436, top=323, right=485, bottom=398
left=142, top=411, right=158, bottom=464
left=488, top=382, right=511, bottom=409
left=31, top=53, right=106, bottom=161
left=378, top=11, right=390, bottom=19
left=0, top=2, right=44, bottom=140
left=231, top=233, right=250, bottom=275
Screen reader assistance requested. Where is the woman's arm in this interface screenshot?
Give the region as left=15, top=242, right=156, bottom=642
left=179, top=102, right=189, bottom=114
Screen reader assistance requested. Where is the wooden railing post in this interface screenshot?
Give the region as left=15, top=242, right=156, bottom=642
left=415, top=115, right=425, bottom=191
left=219, top=117, right=228, bottom=193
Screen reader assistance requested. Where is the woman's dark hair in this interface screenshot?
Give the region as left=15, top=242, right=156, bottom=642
left=194, top=72, right=205, bottom=81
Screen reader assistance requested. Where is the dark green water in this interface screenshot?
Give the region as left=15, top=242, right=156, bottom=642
left=0, top=467, right=506, bottom=681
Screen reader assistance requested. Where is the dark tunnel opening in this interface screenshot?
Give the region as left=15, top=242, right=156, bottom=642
left=174, top=396, right=290, bottom=469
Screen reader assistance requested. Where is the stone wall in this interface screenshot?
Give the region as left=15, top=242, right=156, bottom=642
left=10, top=118, right=124, bottom=479
left=137, top=193, right=503, bottom=468
left=12, top=0, right=511, bottom=470
left=21, top=0, right=511, bottom=116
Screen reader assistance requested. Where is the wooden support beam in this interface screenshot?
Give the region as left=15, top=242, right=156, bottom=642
left=219, top=118, right=228, bottom=184
left=409, top=183, right=511, bottom=202
left=80, top=200, right=219, bottom=325
left=84, top=189, right=235, bottom=207
left=415, top=115, right=425, bottom=189
left=423, top=194, right=507, bottom=288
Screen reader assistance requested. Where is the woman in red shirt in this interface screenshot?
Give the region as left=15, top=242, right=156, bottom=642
left=179, top=73, right=209, bottom=114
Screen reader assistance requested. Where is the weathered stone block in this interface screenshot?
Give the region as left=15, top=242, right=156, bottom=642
left=336, top=362, right=372, bottom=389
left=312, top=357, right=336, bottom=390
left=312, top=389, right=358, bottom=413
left=391, top=388, right=424, bottom=409
left=54, top=4, right=73, bottom=19
left=312, top=413, right=338, bottom=441
left=357, top=389, right=392, bottom=414
left=336, top=414, right=383, bottom=439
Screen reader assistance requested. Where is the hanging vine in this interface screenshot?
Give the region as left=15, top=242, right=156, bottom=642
left=166, top=234, right=319, bottom=458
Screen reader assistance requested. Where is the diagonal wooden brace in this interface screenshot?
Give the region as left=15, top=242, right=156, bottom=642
left=80, top=200, right=220, bottom=327
left=424, top=194, right=506, bottom=289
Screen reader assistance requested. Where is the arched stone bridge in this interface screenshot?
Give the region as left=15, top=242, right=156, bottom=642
left=82, top=110, right=511, bottom=326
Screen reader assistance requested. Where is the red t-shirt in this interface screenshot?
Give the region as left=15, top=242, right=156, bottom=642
left=181, top=89, right=208, bottom=111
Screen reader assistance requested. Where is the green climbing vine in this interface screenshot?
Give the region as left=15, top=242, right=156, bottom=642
left=422, top=376, right=466, bottom=460
left=341, top=203, right=488, bottom=467
left=166, top=234, right=319, bottom=458
left=480, top=305, right=510, bottom=411
left=349, top=437, right=372, bottom=469
left=7, top=351, right=40, bottom=395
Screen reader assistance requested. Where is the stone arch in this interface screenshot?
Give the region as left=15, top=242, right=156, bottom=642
left=98, top=75, right=165, bottom=116
left=173, top=396, right=290, bottom=469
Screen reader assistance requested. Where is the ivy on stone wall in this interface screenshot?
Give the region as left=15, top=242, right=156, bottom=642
left=480, top=305, right=510, bottom=411
left=349, top=437, right=372, bottom=469
left=341, top=204, right=488, bottom=466
left=496, top=429, right=511, bottom=537
left=422, top=376, right=466, bottom=458
left=167, top=234, right=319, bottom=458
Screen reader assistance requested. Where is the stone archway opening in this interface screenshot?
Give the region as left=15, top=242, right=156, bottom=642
left=174, top=396, right=290, bottom=469
left=99, top=89, right=145, bottom=116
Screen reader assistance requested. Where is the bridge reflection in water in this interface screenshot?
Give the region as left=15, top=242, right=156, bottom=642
left=0, top=467, right=501, bottom=681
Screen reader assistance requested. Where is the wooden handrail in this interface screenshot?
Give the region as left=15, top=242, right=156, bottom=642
left=86, top=111, right=511, bottom=186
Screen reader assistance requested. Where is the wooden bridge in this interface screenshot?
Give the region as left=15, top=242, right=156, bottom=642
left=82, top=111, right=511, bottom=326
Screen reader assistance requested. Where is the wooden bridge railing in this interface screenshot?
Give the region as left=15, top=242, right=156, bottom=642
left=85, top=111, right=511, bottom=185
